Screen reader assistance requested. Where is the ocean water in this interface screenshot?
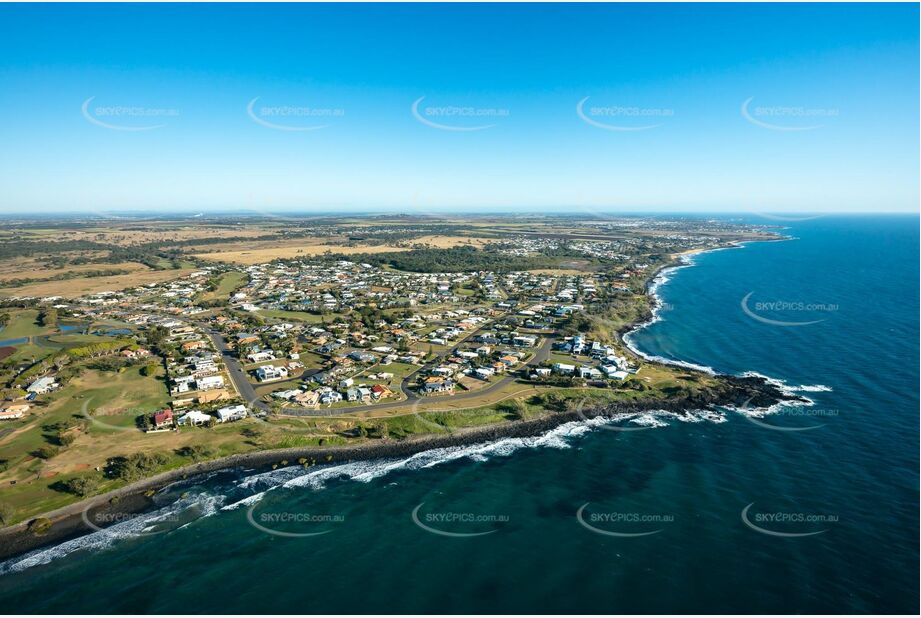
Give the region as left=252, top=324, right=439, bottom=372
left=0, top=215, right=917, bottom=614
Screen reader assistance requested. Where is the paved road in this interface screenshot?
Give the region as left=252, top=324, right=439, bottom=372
left=200, top=316, right=556, bottom=418
left=282, top=332, right=557, bottom=416
left=203, top=329, right=269, bottom=411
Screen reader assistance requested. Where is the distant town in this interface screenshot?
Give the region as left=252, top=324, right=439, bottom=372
left=0, top=214, right=778, bottom=525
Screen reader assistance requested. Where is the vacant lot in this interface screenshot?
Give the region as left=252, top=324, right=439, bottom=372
left=69, top=366, right=171, bottom=416
left=0, top=267, right=193, bottom=298
left=16, top=224, right=282, bottom=247
left=195, top=271, right=248, bottom=303
left=196, top=243, right=412, bottom=265
left=0, top=259, right=148, bottom=283
left=195, top=235, right=492, bottom=265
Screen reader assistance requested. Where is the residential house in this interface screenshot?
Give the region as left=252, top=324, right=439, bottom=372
left=216, top=405, right=247, bottom=423
left=195, top=375, right=225, bottom=391
left=0, top=405, right=28, bottom=420
left=26, top=377, right=58, bottom=394
left=552, top=363, right=576, bottom=375
left=474, top=367, right=494, bottom=380
left=255, top=365, right=288, bottom=381
left=177, top=410, right=212, bottom=426
left=423, top=378, right=455, bottom=394
left=370, top=384, right=391, bottom=400
left=152, top=409, right=174, bottom=429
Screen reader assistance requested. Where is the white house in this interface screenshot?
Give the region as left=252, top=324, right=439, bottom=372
left=256, top=365, right=288, bottom=381
left=321, top=391, right=343, bottom=404
left=177, top=410, right=212, bottom=426
left=602, top=366, right=629, bottom=380
left=26, top=377, right=58, bottom=394
left=216, top=405, right=247, bottom=423
left=552, top=363, right=576, bottom=375
left=423, top=379, right=455, bottom=394
left=0, top=406, right=27, bottom=420
left=474, top=367, right=494, bottom=380
left=513, top=335, right=538, bottom=347
left=195, top=375, right=225, bottom=391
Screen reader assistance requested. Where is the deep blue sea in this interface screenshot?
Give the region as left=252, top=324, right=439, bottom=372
left=0, top=215, right=917, bottom=614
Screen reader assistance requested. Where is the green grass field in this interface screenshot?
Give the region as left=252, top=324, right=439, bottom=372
left=0, top=310, right=48, bottom=339
left=354, top=361, right=417, bottom=382
left=0, top=364, right=170, bottom=479
left=195, top=271, right=248, bottom=303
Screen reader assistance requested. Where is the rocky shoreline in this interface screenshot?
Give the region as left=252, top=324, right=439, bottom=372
left=0, top=371, right=800, bottom=563
left=0, top=238, right=794, bottom=565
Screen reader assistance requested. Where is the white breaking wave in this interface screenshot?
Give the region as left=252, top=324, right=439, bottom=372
left=0, top=490, right=226, bottom=575
left=2, top=405, right=742, bottom=575
left=724, top=372, right=830, bottom=418
left=245, top=417, right=614, bottom=499
left=739, top=371, right=832, bottom=396
left=623, top=242, right=833, bottom=420
left=623, top=250, right=725, bottom=375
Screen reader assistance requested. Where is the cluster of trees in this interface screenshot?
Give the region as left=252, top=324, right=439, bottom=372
left=65, top=339, right=133, bottom=360
left=31, top=418, right=85, bottom=462
left=0, top=239, right=103, bottom=261
left=105, top=452, right=169, bottom=482
left=352, top=305, right=388, bottom=329
left=37, top=307, right=58, bottom=327
left=561, top=312, right=594, bottom=335
left=324, top=245, right=567, bottom=273
left=13, top=354, right=64, bottom=384
left=51, top=475, right=100, bottom=497
left=175, top=444, right=215, bottom=461
left=144, top=325, right=168, bottom=350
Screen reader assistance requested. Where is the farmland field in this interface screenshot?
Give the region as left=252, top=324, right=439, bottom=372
left=0, top=267, right=194, bottom=298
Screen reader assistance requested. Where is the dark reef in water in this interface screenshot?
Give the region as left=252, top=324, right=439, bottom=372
left=0, top=373, right=801, bottom=563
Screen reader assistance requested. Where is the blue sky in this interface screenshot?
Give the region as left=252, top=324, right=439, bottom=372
left=0, top=3, right=917, bottom=214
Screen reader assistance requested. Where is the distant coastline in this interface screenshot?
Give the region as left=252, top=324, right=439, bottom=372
left=0, top=237, right=798, bottom=564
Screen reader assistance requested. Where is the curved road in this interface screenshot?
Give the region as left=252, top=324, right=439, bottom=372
left=282, top=332, right=557, bottom=416
left=203, top=320, right=556, bottom=418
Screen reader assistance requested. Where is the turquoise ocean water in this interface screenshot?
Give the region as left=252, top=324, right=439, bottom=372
left=0, top=215, right=917, bottom=613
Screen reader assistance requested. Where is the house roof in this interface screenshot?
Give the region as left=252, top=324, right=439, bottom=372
left=153, top=409, right=173, bottom=423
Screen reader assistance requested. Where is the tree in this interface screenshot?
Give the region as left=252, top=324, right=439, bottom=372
left=140, top=363, right=158, bottom=377
left=33, top=445, right=60, bottom=460
left=145, top=325, right=168, bottom=348
left=105, top=452, right=169, bottom=481
left=56, top=432, right=76, bottom=447
left=54, top=475, right=100, bottom=497
left=175, top=444, right=215, bottom=461
left=37, top=307, right=58, bottom=327
left=135, top=414, right=152, bottom=431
